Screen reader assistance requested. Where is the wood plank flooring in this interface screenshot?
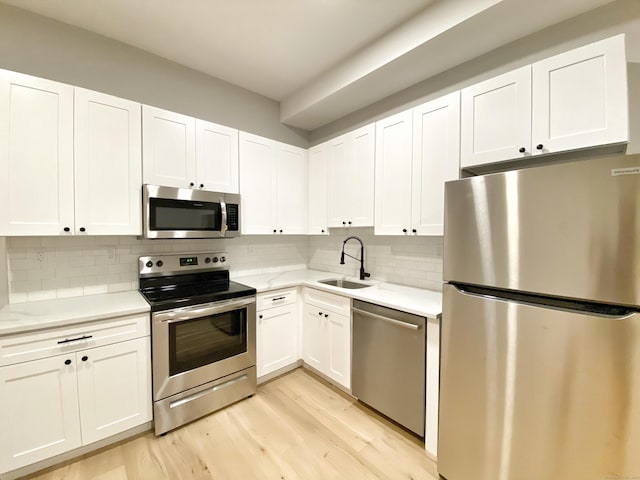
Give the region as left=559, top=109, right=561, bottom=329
left=22, top=368, right=439, bottom=480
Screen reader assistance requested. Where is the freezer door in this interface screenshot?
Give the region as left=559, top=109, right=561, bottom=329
left=439, top=284, right=640, bottom=480
left=444, top=154, right=640, bottom=306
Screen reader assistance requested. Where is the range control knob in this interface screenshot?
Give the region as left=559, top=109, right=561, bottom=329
left=145, top=261, right=153, bottom=268
left=212, top=257, right=219, bottom=263
left=156, top=260, right=163, bottom=267
left=205, top=257, right=211, bottom=264
left=220, top=256, right=226, bottom=263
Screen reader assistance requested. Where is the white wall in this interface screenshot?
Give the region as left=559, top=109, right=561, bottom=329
left=6, top=236, right=308, bottom=304
left=0, top=3, right=309, bottom=147
left=308, top=229, right=443, bottom=291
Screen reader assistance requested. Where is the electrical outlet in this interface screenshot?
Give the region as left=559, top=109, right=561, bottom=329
left=36, top=250, right=45, bottom=262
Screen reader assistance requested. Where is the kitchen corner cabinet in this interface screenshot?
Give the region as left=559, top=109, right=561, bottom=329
left=374, top=92, right=460, bottom=236
left=256, top=289, right=298, bottom=378
left=0, top=315, right=151, bottom=474
left=142, top=106, right=239, bottom=193
left=0, top=70, right=142, bottom=236
left=302, top=288, right=351, bottom=389
left=239, top=132, right=308, bottom=235
left=327, top=123, right=375, bottom=228
left=307, top=143, right=329, bottom=235
left=461, top=34, right=628, bottom=169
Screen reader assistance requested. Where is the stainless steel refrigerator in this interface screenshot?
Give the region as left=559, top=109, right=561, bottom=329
left=439, top=154, right=640, bottom=480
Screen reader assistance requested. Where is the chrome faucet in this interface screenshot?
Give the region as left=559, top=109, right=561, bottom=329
left=340, top=236, right=370, bottom=281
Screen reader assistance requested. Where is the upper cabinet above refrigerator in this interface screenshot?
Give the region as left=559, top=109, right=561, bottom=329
left=460, top=34, right=629, bottom=171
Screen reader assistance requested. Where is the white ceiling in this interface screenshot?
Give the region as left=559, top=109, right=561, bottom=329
left=0, top=0, right=620, bottom=130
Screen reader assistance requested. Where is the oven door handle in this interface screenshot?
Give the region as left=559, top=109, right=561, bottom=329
left=153, top=296, right=255, bottom=324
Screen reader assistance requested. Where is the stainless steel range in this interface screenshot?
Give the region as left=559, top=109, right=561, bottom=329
left=139, top=252, right=257, bottom=435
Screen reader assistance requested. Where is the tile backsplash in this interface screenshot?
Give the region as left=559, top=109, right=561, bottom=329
left=4, top=230, right=443, bottom=303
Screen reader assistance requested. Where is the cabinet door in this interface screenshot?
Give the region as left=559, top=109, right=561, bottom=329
left=74, top=88, right=142, bottom=236
left=327, top=134, right=351, bottom=228
left=349, top=124, right=375, bottom=227
left=325, top=312, right=351, bottom=389
left=195, top=119, right=239, bottom=193
left=302, top=304, right=325, bottom=372
left=307, top=143, right=328, bottom=235
left=142, top=105, right=196, bottom=189
left=0, top=355, right=81, bottom=472
left=76, top=337, right=151, bottom=445
left=239, top=131, right=277, bottom=234
left=412, top=92, right=461, bottom=236
left=375, top=110, right=413, bottom=235
left=460, top=66, right=531, bottom=168
left=276, top=143, right=308, bottom=235
left=0, top=70, right=74, bottom=236
left=532, top=34, right=628, bottom=154
left=425, top=317, right=440, bottom=456
left=257, top=304, right=298, bottom=378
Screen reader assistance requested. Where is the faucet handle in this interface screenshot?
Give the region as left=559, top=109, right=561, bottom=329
left=363, top=272, right=371, bottom=279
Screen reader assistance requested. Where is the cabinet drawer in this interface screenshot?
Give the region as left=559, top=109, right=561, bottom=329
left=304, top=288, right=351, bottom=317
left=0, top=314, right=150, bottom=366
left=257, top=288, right=297, bottom=311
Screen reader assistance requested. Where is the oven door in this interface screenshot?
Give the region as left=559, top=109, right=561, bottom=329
left=151, top=295, right=256, bottom=401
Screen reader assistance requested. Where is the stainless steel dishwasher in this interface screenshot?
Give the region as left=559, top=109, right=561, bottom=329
left=352, top=299, right=426, bottom=436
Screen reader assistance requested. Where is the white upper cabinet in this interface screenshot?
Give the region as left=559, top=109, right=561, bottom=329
left=276, top=143, right=308, bottom=235
left=307, top=142, right=329, bottom=235
left=374, top=92, right=460, bottom=236
left=0, top=70, right=75, bottom=236
left=239, top=132, right=307, bottom=235
left=461, top=34, right=628, bottom=169
left=412, top=92, right=461, bottom=236
left=0, top=71, right=142, bottom=236
left=532, top=34, right=628, bottom=154
left=143, top=105, right=239, bottom=193
left=195, top=119, right=239, bottom=193
left=142, top=105, right=196, bottom=189
left=74, top=88, right=142, bottom=235
left=327, top=123, right=375, bottom=228
left=460, top=66, right=532, bottom=168
left=375, top=110, right=413, bottom=235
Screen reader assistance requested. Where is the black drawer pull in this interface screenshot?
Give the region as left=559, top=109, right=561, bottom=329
left=271, top=296, right=286, bottom=301
left=57, top=335, right=93, bottom=344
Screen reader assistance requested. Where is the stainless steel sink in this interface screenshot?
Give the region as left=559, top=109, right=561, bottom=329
left=318, top=278, right=372, bottom=289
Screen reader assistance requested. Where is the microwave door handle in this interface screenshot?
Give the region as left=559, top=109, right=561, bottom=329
left=220, top=197, right=227, bottom=238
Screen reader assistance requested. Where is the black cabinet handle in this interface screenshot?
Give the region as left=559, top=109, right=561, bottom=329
left=63, top=227, right=70, bottom=232
left=190, top=182, right=195, bottom=187
left=57, top=335, right=93, bottom=344
left=536, top=144, right=544, bottom=150
left=402, top=228, right=407, bottom=233
left=64, top=359, right=72, bottom=365
left=324, top=314, right=329, bottom=318
left=81, top=356, right=88, bottom=362
left=318, top=312, right=323, bottom=316
left=199, top=184, right=204, bottom=188
left=519, top=147, right=526, bottom=153
left=273, top=229, right=277, bottom=233
left=79, top=227, right=86, bottom=232
left=348, top=221, right=352, bottom=225
left=258, top=315, right=263, bottom=319
left=279, top=229, right=283, bottom=233
left=412, top=229, right=417, bottom=233
left=272, top=296, right=286, bottom=302
left=321, top=229, right=325, bottom=233
left=342, top=221, right=346, bottom=225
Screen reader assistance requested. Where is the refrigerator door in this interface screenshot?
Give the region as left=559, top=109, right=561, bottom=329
left=439, top=284, right=640, bottom=480
left=444, top=154, right=640, bottom=307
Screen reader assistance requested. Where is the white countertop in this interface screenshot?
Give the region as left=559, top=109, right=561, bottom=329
left=0, top=291, right=150, bottom=336
left=235, top=269, right=442, bottom=319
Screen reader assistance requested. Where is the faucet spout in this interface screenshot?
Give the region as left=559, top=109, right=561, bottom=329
left=340, top=236, right=371, bottom=281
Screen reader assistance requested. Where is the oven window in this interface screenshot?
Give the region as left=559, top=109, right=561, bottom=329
left=150, top=197, right=221, bottom=231
left=169, top=309, right=247, bottom=376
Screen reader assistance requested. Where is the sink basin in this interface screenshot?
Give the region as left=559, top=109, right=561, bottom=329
left=318, top=279, right=372, bottom=289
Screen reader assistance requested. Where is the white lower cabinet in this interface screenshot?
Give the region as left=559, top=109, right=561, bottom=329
left=302, top=288, right=351, bottom=389
left=256, top=289, right=298, bottom=378
left=0, top=316, right=151, bottom=475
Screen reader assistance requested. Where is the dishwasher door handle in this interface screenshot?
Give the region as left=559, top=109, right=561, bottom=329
left=352, top=308, right=421, bottom=330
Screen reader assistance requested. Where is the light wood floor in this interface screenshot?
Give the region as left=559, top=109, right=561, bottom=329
left=22, top=368, right=439, bottom=480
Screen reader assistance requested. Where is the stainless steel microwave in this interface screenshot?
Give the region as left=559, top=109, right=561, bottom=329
left=143, top=184, right=240, bottom=239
